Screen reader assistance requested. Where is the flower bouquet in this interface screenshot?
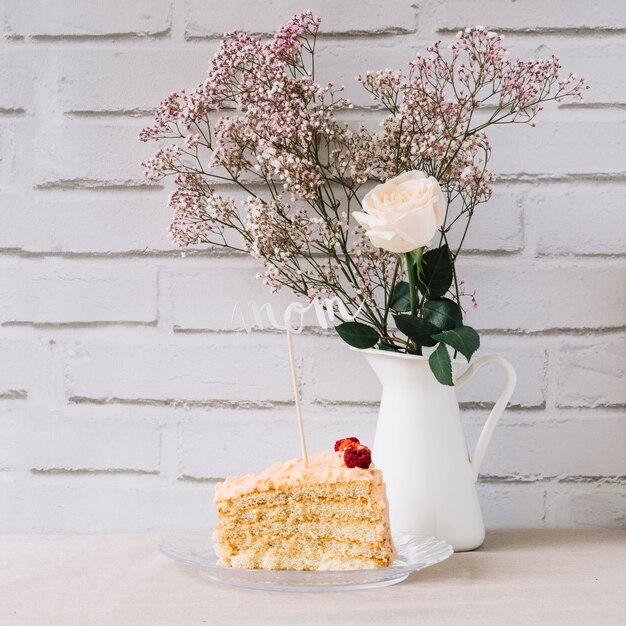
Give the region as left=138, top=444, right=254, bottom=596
left=140, top=11, right=585, bottom=384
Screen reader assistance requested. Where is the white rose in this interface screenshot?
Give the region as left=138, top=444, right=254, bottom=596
left=353, top=170, right=445, bottom=253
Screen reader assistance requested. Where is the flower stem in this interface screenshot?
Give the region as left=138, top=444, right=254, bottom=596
left=405, top=253, right=417, bottom=316
left=404, top=252, right=422, bottom=356
left=414, top=246, right=425, bottom=285
left=382, top=257, right=401, bottom=335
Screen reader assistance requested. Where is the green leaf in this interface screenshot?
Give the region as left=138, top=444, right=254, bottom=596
left=417, top=244, right=453, bottom=299
left=389, top=281, right=412, bottom=312
left=393, top=314, right=438, bottom=347
left=429, top=342, right=454, bottom=386
left=335, top=322, right=380, bottom=349
left=433, top=326, right=480, bottom=361
left=423, top=298, right=463, bottom=331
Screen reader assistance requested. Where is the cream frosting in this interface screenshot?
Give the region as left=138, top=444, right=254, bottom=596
left=214, top=450, right=385, bottom=507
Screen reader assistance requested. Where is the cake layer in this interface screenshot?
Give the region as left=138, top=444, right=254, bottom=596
left=216, top=531, right=391, bottom=558
left=216, top=481, right=375, bottom=514
left=216, top=517, right=388, bottom=544
left=215, top=533, right=393, bottom=570
left=219, top=498, right=384, bottom=523
left=227, top=550, right=387, bottom=570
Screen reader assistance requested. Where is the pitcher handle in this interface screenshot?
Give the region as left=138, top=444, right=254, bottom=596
left=454, top=355, right=517, bottom=480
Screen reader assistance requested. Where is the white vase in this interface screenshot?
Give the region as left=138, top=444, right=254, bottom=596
left=359, top=348, right=516, bottom=551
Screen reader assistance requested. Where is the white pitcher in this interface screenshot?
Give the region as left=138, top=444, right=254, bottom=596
left=359, top=348, right=517, bottom=552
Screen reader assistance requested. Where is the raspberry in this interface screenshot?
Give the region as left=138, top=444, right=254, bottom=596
left=334, top=436, right=360, bottom=452
left=343, top=443, right=372, bottom=469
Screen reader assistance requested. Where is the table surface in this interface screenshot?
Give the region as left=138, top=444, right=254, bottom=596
left=1, top=529, right=625, bottom=626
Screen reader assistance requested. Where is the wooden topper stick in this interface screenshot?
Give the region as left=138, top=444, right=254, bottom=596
left=286, top=328, right=308, bottom=468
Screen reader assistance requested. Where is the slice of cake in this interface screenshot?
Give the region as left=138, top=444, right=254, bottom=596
left=213, top=437, right=395, bottom=570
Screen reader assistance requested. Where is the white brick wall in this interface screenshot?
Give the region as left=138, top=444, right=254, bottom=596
left=4, top=0, right=173, bottom=38
left=0, top=0, right=624, bottom=533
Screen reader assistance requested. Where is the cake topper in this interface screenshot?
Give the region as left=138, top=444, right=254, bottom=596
left=232, top=297, right=364, bottom=467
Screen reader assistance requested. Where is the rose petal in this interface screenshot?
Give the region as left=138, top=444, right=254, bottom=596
left=393, top=203, right=439, bottom=248
left=367, top=229, right=414, bottom=253
left=427, top=176, right=445, bottom=226
left=352, top=211, right=375, bottom=229
left=394, top=170, right=426, bottom=184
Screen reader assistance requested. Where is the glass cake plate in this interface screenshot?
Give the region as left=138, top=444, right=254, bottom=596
left=159, top=532, right=453, bottom=592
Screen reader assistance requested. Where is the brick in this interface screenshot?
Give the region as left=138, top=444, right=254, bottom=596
left=63, top=336, right=294, bottom=403
left=0, top=340, right=33, bottom=399
left=0, top=481, right=216, bottom=532
left=29, top=414, right=161, bottom=473
left=180, top=411, right=301, bottom=478
left=550, top=485, right=626, bottom=528
left=477, top=482, right=546, bottom=528
left=57, top=48, right=214, bottom=113
left=178, top=407, right=377, bottom=478
left=502, top=38, right=626, bottom=105
left=561, top=41, right=626, bottom=105
left=5, top=0, right=172, bottom=38
left=0, top=48, right=33, bottom=111
left=314, top=37, right=420, bottom=108
left=446, top=183, right=523, bottom=252
left=171, top=264, right=301, bottom=331
left=0, top=193, right=172, bottom=253
left=461, top=260, right=624, bottom=331
left=34, top=123, right=155, bottom=188
left=488, top=116, right=626, bottom=177
left=185, top=0, right=417, bottom=38
left=170, top=247, right=372, bottom=331
left=423, top=0, right=626, bottom=31
left=303, top=334, right=546, bottom=408
left=0, top=406, right=20, bottom=470
left=457, top=336, right=547, bottom=408
left=469, top=417, right=626, bottom=479
left=0, top=123, right=17, bottom=191
left=0, top=262, right=158, bottom=324
left=302, top=333, right=381, bottom=404
left=556, top=336, right=626, bottom=408
left=526, top=183, right=626, bottom=255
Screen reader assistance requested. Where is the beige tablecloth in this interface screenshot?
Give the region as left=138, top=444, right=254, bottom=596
left=1, top=530, right=625, bottom=625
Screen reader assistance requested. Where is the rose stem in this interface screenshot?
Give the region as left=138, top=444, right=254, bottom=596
left=405, top=252, right=422, bottom=356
